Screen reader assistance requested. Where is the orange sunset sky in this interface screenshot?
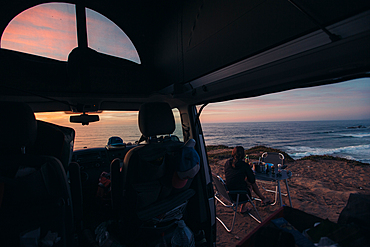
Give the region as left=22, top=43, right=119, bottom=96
left=1, top=2, right=369, bottom=125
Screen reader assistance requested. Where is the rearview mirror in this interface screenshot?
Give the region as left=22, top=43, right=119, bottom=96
left=70, top=113, right=99, bottom=125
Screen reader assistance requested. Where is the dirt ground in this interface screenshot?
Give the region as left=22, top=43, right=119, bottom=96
left=209, top=152, right=370, bottom=247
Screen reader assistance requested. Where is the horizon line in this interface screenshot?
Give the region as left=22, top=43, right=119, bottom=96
left=201, top=118, right=370, bottom=124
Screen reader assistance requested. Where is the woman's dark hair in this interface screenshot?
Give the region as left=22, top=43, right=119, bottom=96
left=231, top=146, right=245, bottom=167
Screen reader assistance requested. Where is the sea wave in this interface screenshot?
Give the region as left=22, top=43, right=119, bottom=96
left=286, top=144, right=370, bottom=162
left=336, top=133, right=370, bottom=138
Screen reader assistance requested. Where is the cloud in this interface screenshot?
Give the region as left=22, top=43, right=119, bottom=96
left=0, top=2, right=141, bottom=63
left=200, top=78, right=370, bottom=123
left=86, top=8, right=140, bottom=63
left=1, top=3, right=77, bottom=60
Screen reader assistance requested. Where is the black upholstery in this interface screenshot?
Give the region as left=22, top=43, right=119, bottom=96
left=110, top=158, right=123, bottom=213
left=120, top=102, right=183, bottom=198
left=0, top=101, right=37, bottom=151
left=69, top=161, right=83, bottom=233
left=0, top=102, right=74, bottom=247
left=110, top=102, right=196, bottom=246
left=138, top=102, right=175, bottom=138
left=30, top=120, right=75, bottom=171
left=29, top=120, right=75, bottom=171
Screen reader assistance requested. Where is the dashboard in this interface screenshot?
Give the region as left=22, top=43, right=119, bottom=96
left=71, top=145, right=136, bottom=190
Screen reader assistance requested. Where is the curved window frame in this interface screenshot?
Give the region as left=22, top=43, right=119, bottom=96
left=0, top=2, right=140, bottom=63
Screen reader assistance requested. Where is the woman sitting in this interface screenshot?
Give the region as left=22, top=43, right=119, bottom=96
left=225, top=146, right=272, bottom=213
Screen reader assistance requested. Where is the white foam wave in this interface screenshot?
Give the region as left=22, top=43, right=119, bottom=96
left=286, top=144, right=370, bottom=159
left=337, top=133, right=370, bottom=138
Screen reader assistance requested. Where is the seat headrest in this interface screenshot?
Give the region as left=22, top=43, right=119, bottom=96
left=29, top=120, right=75, bottom=169
left=139, top=102, right=175, bottom=138
left=0, top=102, right=37, bottom=150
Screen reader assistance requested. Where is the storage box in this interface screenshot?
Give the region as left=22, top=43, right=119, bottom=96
left=236, top=206, right=323, bottom=247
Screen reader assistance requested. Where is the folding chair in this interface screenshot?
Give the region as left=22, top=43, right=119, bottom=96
left=212, top=173, right=262, bottom=233
left=259, top=152, right=286, bottom=169
left=258, top=152, right=289, bottom=205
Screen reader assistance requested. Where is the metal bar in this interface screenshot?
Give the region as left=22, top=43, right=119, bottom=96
left=285, top=179, right=293, bottom=207
left=261, top=186, right=288, bottom=197
left=277, top=181, right=283, bottom=206
left=76, top=1, right=88, bottom=48
left=246, top=194, right=262, bottom=224
left=288, top=0, right=341, bottom=42
left=216, top=216, right=234, bottom=233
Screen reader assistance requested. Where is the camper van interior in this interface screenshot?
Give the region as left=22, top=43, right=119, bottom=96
left=0, top=0, right=369, bottom=246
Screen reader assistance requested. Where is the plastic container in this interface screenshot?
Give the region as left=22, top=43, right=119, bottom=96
left=171, top=220, right=195, bottom=247
left=265, top=163, right=275, bottom=174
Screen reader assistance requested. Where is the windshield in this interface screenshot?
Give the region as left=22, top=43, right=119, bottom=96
left=35, top=109, right=183, bottom=150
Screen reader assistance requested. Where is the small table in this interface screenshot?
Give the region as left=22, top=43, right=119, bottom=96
left=254, top=170, right=292, bottom=207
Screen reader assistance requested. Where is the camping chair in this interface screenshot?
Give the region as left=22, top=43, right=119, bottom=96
left=212, top=173, right=262, bottom=233
left=258, top=152, right=288, bottom=205
left=259, top=152, right=286, bottom=169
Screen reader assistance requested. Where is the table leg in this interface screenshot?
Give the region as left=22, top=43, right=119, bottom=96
left=277, top=181, right=283, bottom=206
left=270, top=184, right=278, bottom=206
left=284, top=179, right=292, bottom=207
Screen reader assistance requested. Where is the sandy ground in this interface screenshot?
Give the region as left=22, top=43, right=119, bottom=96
left=209, top=151, right=370, bottom=247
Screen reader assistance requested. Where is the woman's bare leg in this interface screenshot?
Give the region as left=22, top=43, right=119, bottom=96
left=251, top=183, right=272, bottom=204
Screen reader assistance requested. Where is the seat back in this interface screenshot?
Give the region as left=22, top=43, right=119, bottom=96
left=120, top=102, right=199, bottom=210
left=112, top=102, right=199, bottom=245
left=0, top=102, right=74, bottom=247
left=212, top=173, right=232, bottom=203
left=122, top=142, right=174, bottom=210
left=29, top=120, right=75, bottom=171
left=261, top=152, right=284, bottom=166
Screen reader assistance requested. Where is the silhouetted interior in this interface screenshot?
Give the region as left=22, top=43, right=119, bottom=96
left=1, top=0, right=369, bottom=112
left=0, top=1, right=370, bottom=246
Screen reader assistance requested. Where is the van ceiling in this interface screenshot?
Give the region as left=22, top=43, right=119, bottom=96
left=0, top=0, right=369, bottom=111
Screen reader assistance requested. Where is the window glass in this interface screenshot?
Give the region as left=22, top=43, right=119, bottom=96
left=35, top=109, right=183, bottom=150
left=1, top=3, right=77, bottom=61
left=199, top=78, right=370, bottom=164
left=86, top=8, right=141, bottom=64
left=1, top=3, right=141, bottom=63
left=173, top=108, right=184, bottom=142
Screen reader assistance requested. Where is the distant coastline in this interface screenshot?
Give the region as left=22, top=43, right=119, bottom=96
left=206, top=145, right=369, bottom=166
left=203, top=118, right=370, bottom=124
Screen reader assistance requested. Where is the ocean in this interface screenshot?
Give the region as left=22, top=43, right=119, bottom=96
left=201, top=120, right=370, bottom=164
left=71, top=119, right=370, bottom=164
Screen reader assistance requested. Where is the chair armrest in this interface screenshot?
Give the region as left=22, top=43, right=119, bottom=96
left=287, top=170, right=292, bottom=178
left=279, top=164, right=287, bottom=169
